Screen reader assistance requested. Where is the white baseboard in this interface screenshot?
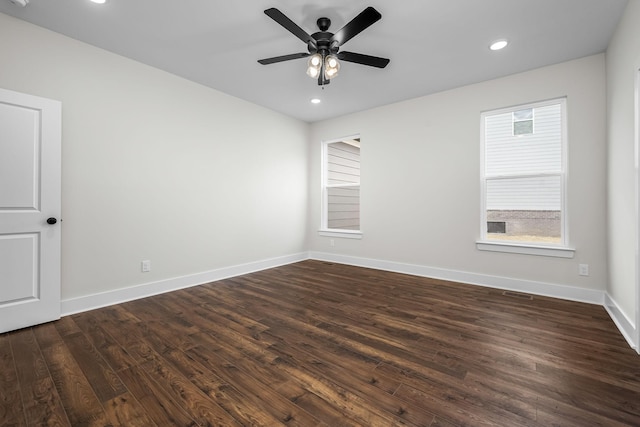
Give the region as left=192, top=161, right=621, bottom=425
left=308, top=251, right=605, bottom=305
left=604, top=293, right=638, bottom=351
left=61, top=252, right=308, bottom=316
left=61, top=250, right=636, bottom=353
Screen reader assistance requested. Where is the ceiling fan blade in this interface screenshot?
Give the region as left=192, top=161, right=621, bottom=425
left=330, top=7, right=382, bottom=47
left=258, top=53, right=310, bottom=65
left=338, top=51, right=390, bottom=68
left=264, top=8, right=316, bottom=48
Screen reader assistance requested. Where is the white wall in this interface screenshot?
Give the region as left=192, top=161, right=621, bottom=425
left=606, top=0, right=640, bottom=332
left=309, top=55, right=608, bottom=293
left=0, top=13, right=309, bottom=301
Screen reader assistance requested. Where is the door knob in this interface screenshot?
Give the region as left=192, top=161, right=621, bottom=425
left=46, top=217, right=57, bottom=225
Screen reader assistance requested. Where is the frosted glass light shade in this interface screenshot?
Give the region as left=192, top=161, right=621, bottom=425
left=307, top=54, right=322, bottom=78
left=324, top=54, right=340, bottom=80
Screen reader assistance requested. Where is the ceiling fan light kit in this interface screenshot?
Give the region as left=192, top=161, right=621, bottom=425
left=325, top=54, right=340, bottom=79
left=306, top=53, right=322, bottom=78
left=258, top=6, right=390, bottom=86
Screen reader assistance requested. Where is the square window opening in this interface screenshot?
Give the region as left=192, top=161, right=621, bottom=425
left=482, top=99, right=567, bottom=246
left=513, top=107, right=534, bottom=136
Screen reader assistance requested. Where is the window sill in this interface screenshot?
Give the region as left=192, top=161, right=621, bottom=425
left=318, top=230, right=363, bottom=239
left=476, top=241, right=575, bottom=258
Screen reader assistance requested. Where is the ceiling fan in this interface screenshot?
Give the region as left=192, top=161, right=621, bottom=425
left=258, top=7, right=390, bottom=86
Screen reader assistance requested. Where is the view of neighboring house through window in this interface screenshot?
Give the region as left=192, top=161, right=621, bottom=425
left=513, top=108, right=534, bottom=135
left=322, top=137, right=361, bottom=232
left=481, top=98, right=566, bottom=245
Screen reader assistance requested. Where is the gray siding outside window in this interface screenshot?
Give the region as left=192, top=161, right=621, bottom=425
left=326, top=141, right=360, bottom=230
left=485, top=103, right=562, bottom=211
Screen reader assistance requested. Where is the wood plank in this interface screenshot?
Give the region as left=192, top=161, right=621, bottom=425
left=71, top=311, right=138, bottom=372
left=188, top=330, right=360, bottom=427
left=90, top=306, right=168, bottom=363
left=53, top=316, right=83, bottom=338
left=429, top=417, right=460, bottom=427
left=60, top=328, right=128, bottom=403
left=221, top=278, right=468, bottom=384
left=161, top=347, right=288, bottom=427
left=102, top=392, right=157, bottom=427
left=393, top=382, right=533, bottom=427
left=262, top=329, right=435, bottom=426
left=182, top=302, right=423, bottom=426
left=140, top=354, right=242, bottom=426
left=187, top=344, right=326, bottom=427
left=535, top=395, right=633, bottom=427
left=117, top=364, right=198, bottom=426
left=33, top=323, right=109, bottom=426
left=0, top=387, right=25, bottom=427
left=9, top=328, right=70, bottom=426
left=261, top=316, right=402, bottom=395
left=0, top=332, right=27, bottom=427
left=534, top=363, right=640, bottom=425
left=122, top=298, right=198, bottom=351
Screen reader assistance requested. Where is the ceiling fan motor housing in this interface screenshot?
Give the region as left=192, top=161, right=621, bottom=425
left=309, top=33, right=338, bottom=55
left=307, top=18, right=337, bottom=55
left=317, top=17, right=331, bottom=31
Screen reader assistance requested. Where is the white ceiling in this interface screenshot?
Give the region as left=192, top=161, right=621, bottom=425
left=0, top=0, right=628, bottom=122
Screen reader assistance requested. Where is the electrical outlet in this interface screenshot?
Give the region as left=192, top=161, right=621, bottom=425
left=578, top=263, right=589, bottom=276
left=141, top=260, right=151, bottom=272
left=330, top=239, right=335, bottom=247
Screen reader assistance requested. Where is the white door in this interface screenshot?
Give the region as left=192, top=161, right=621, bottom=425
left=0, top=88, right=61, bottom=333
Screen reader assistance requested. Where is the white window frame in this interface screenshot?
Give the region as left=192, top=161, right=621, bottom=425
left=477, top=98, right=574, bottom=258
left=319, top=135, right=362, bottom=239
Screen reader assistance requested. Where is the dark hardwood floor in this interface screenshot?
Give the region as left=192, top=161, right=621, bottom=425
left=2, top=260, right=639, bottom=426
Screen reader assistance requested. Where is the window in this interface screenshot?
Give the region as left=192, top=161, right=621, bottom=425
left=513, top=108, right=534, bottom=135
left=320, top=137, right=361, bottom=236
left=480, top=98, right=567, bottom=248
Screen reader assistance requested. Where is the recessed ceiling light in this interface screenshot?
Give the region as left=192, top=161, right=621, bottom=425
left=310, top=98, right=321, bottom=104
left=90, top=0, right=107, bottom=4
left=489, top=39, right=508, bottom=51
